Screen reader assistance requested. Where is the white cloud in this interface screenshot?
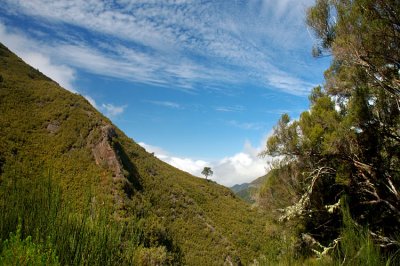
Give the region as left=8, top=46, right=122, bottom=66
left=139, top=142, right=209, bottom=176
left=83, top=95, right=98, bottom=109
left=101, top=103, right=127, bottom=117
left=213, top=140, right=271, bottom=186
left=2, top=0, right=318, bottom=95
left=227, top=120, right=264, bottom=130
left=139, top=139, right=272, bottom=187
left=266, top=71, right=316, bottom=95
left=215, top=105, right=245, bottom=112
left=138, top=142, right=168, bottom=156
left=23, top=52, right=76, bottom=92
left=0, top=23, right=76, bottom=92
left=168, top=157, right=208, bottom=175
left=0, top=22, right=129, bottom=118
left=146, top=100, right=183, bottom=109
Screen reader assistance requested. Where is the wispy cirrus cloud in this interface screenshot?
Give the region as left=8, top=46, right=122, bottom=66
left=0, top=23, right=127, bottom=118
left=0, top=23, right=76, bottom=92
left=227, top=120, right=264, bottom=131
left=146, top=100, right=183, bottom=109
left=0, top=0, right=322, bottom=186
left=215, top=105, right=245, bottom=113
left=1, top=0, right=317, bottom=95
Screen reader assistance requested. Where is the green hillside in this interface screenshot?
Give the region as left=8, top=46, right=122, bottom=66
left=0, top=43, right=269, bottom=265
left=231, top=174, right=268, bottom=204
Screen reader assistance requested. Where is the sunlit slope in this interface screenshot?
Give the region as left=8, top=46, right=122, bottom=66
left=0, top=43, right=269, bottom=265
left=231, top=174, right=268, bottom=203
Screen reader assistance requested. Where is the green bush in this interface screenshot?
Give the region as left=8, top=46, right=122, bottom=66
left=334, top=207, right=386, bottom=266
left=0, top=170, right=129, bottom=265
left=0, top=223, right=59, bottom=266
left=135, top=246, right=168, bottom=266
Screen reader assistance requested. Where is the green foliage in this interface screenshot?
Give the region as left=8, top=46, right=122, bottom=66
left=0, top=42, right=270, bottom=265
left=261, top=85, right=399, bottom=261
left=257, top=167, right=301, bottom=212
left=258, top=0, right=400, bottom=263
left=122, top=144, right=270, bottom=264
left=0, top=223, right=59, bottom=266
left=306, top=0, right=335, bottom=51
left=201, top=166, right=213, bottom=179
left=134, top=246, right=168, bottom=266
left=230, top=174, right=269, bottom=204
left=335, top=207, right=386, bottom=266
left=234, top=186, right=257, bottom=204
left=307, top=0, right=400, bottom=95
left=263, top=113, right=300, bottom=157
left=0, top=170, right=138, bottom=265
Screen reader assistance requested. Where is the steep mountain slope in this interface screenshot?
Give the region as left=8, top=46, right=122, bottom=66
left=231, top=174, right=268, bottom=203
left=0, top=43, right=269, bottom=265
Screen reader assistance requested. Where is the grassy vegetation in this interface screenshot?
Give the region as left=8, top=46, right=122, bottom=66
left=0, top=167, right=191, bottom=265
left=0, top=166, right=160, bottom=265
left=230, top=174, right=269, bottom=204
left=0, top=223, right=59, bottom=266
left=1, top=25, right=397, bottom=264
left=115, top=134, right=271, bottom=264
left=0, top=42, right=271, bottom=265
left=256, top=165, right=400, bottom=265
left=1, top=9, right=397, bottom=263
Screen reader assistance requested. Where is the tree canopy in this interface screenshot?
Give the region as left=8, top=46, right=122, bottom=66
left=260, top=0, right=400, bottom=260
left=201, top=167, right=213, bottom=180
left=307, top=0, right=400, bottom=96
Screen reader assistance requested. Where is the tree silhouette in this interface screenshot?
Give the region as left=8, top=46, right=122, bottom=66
left=201, top=167, right=213, bottom=180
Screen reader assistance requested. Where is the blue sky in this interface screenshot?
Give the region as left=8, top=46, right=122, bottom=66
left=0, top=0, right=330, bottom=186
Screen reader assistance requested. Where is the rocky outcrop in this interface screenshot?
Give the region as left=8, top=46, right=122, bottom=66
left=90, top=124, right=134, bottom=216
left=46, top=120, right=60, bottom=134
left=92, top=125, right=121, bottom=177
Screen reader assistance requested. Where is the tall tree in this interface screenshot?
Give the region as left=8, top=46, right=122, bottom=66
left=261, top=0, right=400, bottom=257
left=307, top=0, right=400, bottom=96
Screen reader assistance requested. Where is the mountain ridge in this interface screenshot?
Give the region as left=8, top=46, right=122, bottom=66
left=230, top=174, right=268, bottom=203
left=0, top=42, right=269, bottom=265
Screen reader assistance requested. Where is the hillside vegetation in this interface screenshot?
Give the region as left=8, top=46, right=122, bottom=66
left=231, top=174, right=268, bottom=204
left=1, top=0, right=399, bottom=265
left=257, top=0, right=400, bottom=264
left=0, top=43, right=269, bottom=265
